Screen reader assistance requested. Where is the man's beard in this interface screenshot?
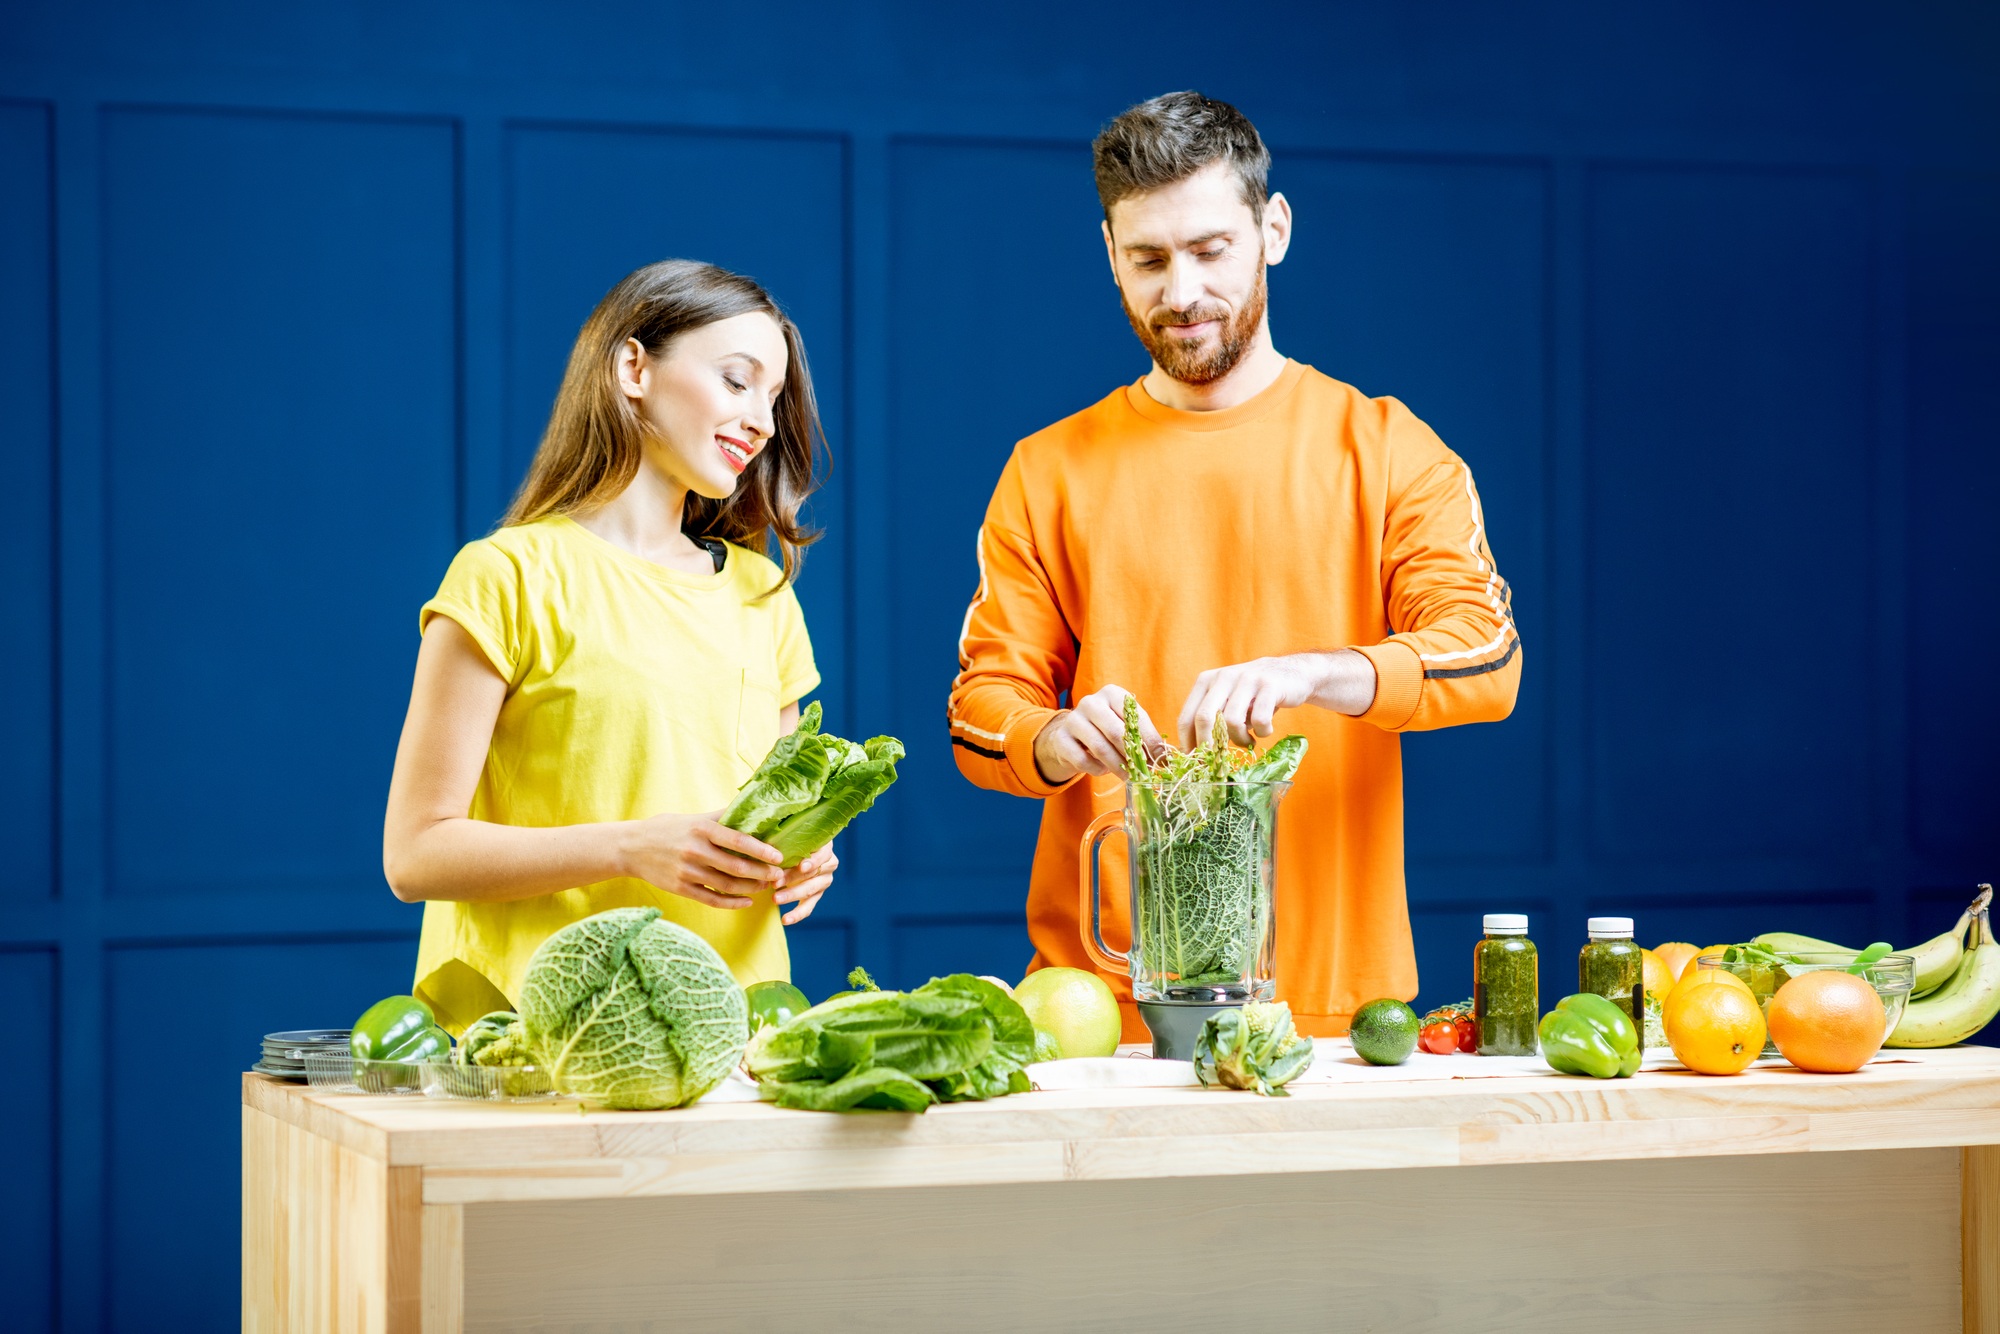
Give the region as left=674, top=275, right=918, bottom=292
left=1123, top=264, right=1268, bottom=386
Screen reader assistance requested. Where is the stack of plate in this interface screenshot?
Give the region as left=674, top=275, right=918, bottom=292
left=251, top=1029, right=350, bottom=1082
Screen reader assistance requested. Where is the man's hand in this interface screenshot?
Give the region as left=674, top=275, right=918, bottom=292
left=1177, top=650, right=1378, bottom=748
left=1033, top=683, right=1167, bottom=786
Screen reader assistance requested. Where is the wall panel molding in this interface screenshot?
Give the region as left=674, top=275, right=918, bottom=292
left=0, top=99, right=57, bottom=906
left=1583, top=160, right=1877, bottom=863
left=97, top=104, right=461, bottom=901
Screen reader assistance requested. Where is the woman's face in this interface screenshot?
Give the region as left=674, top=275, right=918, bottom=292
left=617, top=311, right=790, bottom=500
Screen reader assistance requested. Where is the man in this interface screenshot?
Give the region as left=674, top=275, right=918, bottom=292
left=946, top=92, right=1521, bottom=1039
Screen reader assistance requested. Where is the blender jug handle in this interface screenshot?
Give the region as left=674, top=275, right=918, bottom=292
left=1078, top=808, right=1129, bottom=975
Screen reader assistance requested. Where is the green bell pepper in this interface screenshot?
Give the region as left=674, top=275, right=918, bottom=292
left=745, top=981, right=810, bottom=1035
left=1538, top=992, right=1641, bottom=1079
left=350, top=994, right=451, bottom=1067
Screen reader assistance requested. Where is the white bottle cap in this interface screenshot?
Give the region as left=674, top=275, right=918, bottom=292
left=1483, top=914, right=1528, bottom=934
left=1587, top=916, right=1634, bottom=938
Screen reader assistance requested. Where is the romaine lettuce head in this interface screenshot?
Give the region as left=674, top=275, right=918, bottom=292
left=761, top=1066, right=936, bottom=1112
left=863, top=735, right=906, bottom=765
left=915, top=974, right=1035, bottom=1101
left=720, top=703, right=831, bottom=840
left=744, top=988, right=992, bottom=1083
left=1239, top=734, right=1307, bottom=785
left=820, top=736, right=868, bottom=775
left=765, top=758, right=899, bottom=867
left=518, top=907, right=748, bottom=1109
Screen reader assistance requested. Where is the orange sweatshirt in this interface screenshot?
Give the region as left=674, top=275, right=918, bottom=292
left=947, top=360, right=1521, bottom=1038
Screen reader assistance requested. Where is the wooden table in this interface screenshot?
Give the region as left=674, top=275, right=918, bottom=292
left=243, top=1049, right=2000, bottom=1332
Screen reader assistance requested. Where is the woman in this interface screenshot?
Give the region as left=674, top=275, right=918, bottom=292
left=383, top=260, right=837, bottom=1033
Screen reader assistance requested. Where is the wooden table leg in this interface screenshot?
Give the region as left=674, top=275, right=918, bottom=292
left=243, top=1104, right=440, bottom=1333
left=1969, top=1146, right=2000, bottom=1334
left=421, top=1204, right=465, bottom=1334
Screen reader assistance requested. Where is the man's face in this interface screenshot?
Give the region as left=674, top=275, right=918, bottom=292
left=1103, top=161, right=1289, bottom=385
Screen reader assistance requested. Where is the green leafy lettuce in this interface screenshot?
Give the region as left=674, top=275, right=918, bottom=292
left=721, top=707, right=903, bottom=867
left=720, top=702, right=833, bottom=839
left=744, top=974, right=1034, bottom=1112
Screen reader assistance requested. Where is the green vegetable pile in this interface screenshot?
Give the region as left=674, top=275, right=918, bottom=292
left=721, top=702, right=903, bottom=867
left=517, top=907, right=749, bottom=1109
left=745, top=973, right=1035, bottom=1112
left=455, top=1010, right=531, bottom=1067
left=1121, top=698, right=1306, bottom=985
left=1193, top=1001, right=1316, bottom=1096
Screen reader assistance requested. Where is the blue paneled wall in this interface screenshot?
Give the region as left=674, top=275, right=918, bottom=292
left=3, top=4, right=1997, bottom=1329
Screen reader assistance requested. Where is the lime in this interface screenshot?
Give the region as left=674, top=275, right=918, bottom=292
left=1349, top=998, right=1420, bottom=1066
left=1014, top=967, right=1122, bottom=1058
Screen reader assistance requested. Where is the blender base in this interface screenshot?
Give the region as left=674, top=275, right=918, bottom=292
left=1137, top=1000, right=1243, bottom=1062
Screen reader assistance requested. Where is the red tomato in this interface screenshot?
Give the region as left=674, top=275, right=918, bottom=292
left=1419, top=1019, right=1458, bottom=1054
left=1455, top=1012, right=1477, bottom=1053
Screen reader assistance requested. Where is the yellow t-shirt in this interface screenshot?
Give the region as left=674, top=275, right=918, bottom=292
left=410, top=514, right=820, bottom=1032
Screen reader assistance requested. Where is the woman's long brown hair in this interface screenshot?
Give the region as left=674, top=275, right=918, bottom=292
left=504, top=259, right=826, bottom=589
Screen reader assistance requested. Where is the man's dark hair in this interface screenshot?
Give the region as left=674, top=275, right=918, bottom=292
left=1092, top=91, right=1270, bottom=223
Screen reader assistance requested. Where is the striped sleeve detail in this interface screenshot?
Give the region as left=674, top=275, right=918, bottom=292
left=1415, top=464, right=1519, bottom=678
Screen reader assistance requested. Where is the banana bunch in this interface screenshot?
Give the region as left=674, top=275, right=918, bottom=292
left=1757, top=884, right=1997, bottom=1048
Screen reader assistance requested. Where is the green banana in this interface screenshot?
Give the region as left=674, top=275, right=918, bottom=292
left=1752, top=930, right=1854, bottom=955
left=1756, top=885, right=1992, bottom=997
left=1903, top=914, right=1971, bottom=997
left=1886, top=890, right=2000, bottom=1048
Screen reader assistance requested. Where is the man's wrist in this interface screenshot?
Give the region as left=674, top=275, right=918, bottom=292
left=1309, top=649, right=1377, bottom=717
left=1032, top=711, right=1077, bottom=785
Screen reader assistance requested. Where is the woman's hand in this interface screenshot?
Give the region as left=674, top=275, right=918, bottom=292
left=775, top=846, right=838, bottom=925
left=618, top=812, right=786, bottom=909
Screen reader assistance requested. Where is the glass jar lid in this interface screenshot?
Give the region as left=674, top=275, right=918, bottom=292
left=1483, top=913, right=1529, bottom=934
left=1587, top=916, right=1634, bottom=939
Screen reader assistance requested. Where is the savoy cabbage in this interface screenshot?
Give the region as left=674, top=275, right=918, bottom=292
left=518, top=907, right=747, bottom=1109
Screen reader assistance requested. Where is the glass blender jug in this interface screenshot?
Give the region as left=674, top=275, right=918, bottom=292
left=1079, top=777, right=1289, bottom=1058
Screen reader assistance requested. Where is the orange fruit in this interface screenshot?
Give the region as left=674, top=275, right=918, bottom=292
left=1674, top=962, right=1752, bottom=998
left=1640, top=949, right=1677, bottom=1005
left=1654, top=942, right=1701, bottom=980
left=1767, top=971, right=1886, bottom=1074
left=1664, top=980, right=1767, bottom=1075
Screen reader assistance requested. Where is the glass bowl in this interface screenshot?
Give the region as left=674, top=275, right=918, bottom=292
left=1696, top=950, right=1913, bottom=1059
left=299, top=1049, right=434, bottom=1094
left=419, top=1060, right=558, bottom=1101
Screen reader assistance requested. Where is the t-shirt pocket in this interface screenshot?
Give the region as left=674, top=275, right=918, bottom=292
left=735, top=670, right=783, bottom=769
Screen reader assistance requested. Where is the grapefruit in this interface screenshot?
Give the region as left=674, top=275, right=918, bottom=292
left=1767, top=971, right=1886, bottom=1073
left=1014, top=967, right=1121, bottom=1059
